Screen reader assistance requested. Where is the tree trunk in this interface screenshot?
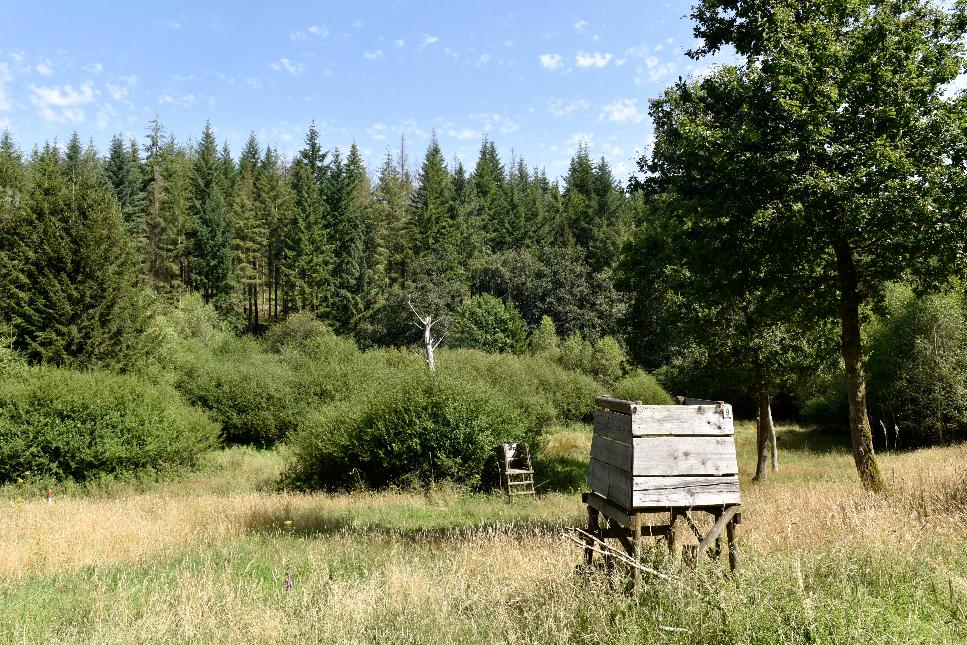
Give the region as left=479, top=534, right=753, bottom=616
left=424, top=314, right=436, bottom=374
left=834, top=241, right=885, bottom=492
left=768, top=401, right=778, bottom=472
left=753, top=388, right=771, bottom=482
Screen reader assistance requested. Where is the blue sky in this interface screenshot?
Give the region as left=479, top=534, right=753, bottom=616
left=0, top=1, right=732, bottom=180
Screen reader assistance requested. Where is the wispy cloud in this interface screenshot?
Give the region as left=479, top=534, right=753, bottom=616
left=290, top=24, right=329, bottom=41
left=393, top=39, right=405, bottom=48
left=599, top=98, right=644, bottom=123
left=105, top=83, right=128, bottom=100
left=245, top=77, right=264, bottom=90
left=566, top=131, right=594, bottom=149
left=575, top=51, right=612, bottom=69
left=36, top=61, right=53, bottom=76
left=366, top=122, right=387, bottom=141
left=157, top=18, right=183, bottom=30
left=363, top=49, right=384, bottom=61
left=539, top=53, right=564, bottom=71
left=82, top=62, right=104, bottom=74
left=548, top=98, right=590, bottom=117
left=420, top=34, right=439, bottom=47
left=573, top=20, right=590, bottom=33
left=270, top=58, right=304, bottom=77
left=29, top=82, right=96, bottom=123
left=0, top=62, right=13, bottom=112
left=158, top=92, right=195, bottom=107
left=448, top=128, right=478, bottom=140
left=636, top=56, right=676, bottom=84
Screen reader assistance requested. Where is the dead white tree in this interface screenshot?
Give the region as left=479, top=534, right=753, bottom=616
left=409, top=299, right=447, bottom=374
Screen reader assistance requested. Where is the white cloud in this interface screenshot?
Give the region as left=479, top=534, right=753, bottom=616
left=625, top=44, right=650, bottom=58
left=291, top=24, right=329, bottom=41
left=539, top=53, right=564, bottom=71
left=636, top=56, right=676, bottom=84
left=366, top=122, right=387, bottom=141
left=0, top=63, right=12, bottom=112
left=473, top=112, right=519, bottom=135
left=29, top=82, right=96, bottom=123
left=82, top=62, right=104, bottom=74
left=573, top=19, right=590, bottom=33
left=393, top=38, right=405, bottom=48
left=245, top=77, right=264, bottom=90
left=158, top=18, right=183, bottom=30
left=106, top=83, right=128, bottom=100
left=566, top=132, right=595, bottom=149
left=448, top=128, right=478, bottom=140
left=158, top=92, right=195, bottom=107
left=36, top=61, right=53, bottom=76
left=96, top=102, right=117, bottom=130
left=548, top=98, right=590, bottom=117
left=420, top=34, right=439, bottom=47
left=600, top=98, right=644, bottom=123
left=575, top=51, right=612, bottom=69
left=271, top=58, right=304, bottom=77
left=476, top=53, right=491, bottom=66
left=363, top=49, right=384, bottom=61
left=352, top=20, right=363, bottom=29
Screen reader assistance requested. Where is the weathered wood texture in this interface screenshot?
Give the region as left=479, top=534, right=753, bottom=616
left=594, top=407, right=733, bottom=437
left=591, top=434, right=738, bottom=476
left=588, top=459, right=740, bottom=509
left=588, top=398, right=741, bottom=511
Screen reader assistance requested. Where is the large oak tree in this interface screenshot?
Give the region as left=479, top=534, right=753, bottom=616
left=634, top=0, right=967, bottom=491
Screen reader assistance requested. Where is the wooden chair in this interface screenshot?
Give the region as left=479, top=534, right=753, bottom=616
left=500, top=443, right=535, bottom=500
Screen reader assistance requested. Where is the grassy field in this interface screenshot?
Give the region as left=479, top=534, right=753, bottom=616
left=1, top=422, right=966, bottom=644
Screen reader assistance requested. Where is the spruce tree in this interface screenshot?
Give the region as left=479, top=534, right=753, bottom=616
left=188, top=122, right=233, bottom=304
left=410, top=135, right=456, bottom=267
left=4, top=143, right=149, bottom=369
left=329, top=143, right=369, bottom=333
left=104, top=134, right=147, bottom=250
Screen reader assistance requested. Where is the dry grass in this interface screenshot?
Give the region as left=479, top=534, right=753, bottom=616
left=1, top=427, right=966, bottom=643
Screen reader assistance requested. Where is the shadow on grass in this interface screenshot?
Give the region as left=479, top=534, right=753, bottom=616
left=776, top=423, right=851, bottom=453
left=532, top=455, right=588, bottom=493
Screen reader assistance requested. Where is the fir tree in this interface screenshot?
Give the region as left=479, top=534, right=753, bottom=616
left=188, top=122, right=233, bottom=303
left=4, top=143, right=149, bottom=369
left=104, top=134, right=147, bottom=249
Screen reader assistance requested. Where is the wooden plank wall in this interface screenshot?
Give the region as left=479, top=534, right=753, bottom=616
left=588, top=400, right=741, bottom=510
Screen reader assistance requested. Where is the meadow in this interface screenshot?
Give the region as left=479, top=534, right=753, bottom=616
left=1, top=422, right=965, bottom=644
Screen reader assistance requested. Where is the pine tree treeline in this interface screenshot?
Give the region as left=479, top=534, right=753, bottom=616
left=0, top=122, right=632, bottom=351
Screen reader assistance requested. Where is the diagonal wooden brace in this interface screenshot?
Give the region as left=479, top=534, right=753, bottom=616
left=694, top=505, right=740, bottom=561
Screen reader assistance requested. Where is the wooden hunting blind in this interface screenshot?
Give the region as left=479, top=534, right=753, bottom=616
left=581, top=396, right=742, bottom=581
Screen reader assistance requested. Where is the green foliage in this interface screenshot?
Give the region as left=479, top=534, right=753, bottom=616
left=448, top=294, right=522, bottom=353
left=612, top=369, right=674, bottom=404
left=0, top=365, right=217, bottom=482
left=439, top=348, right=602, bottom=428
left=866, top=286, right=967, bottom=447
left=556, top=333, right=626, bottom=387
left=529, top=315, right=559, bottom=354
left=3, top=142, right=152, bottom=370
left=262, top=312, right=333, bottom=353
left=173, top=336, right=312, bottom=446
left=282, top=371, right=529, bottom=490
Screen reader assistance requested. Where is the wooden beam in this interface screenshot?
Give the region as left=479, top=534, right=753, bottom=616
left=694, top=505, right=740, bottom=561
left=596, top=396, right=636, bottom=415
left=631, top=476, right=741, bottom=508
left=583, top=491, right=631, bottom=528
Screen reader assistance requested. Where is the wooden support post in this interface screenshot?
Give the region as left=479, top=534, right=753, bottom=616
left=727, top=516, right=739, bottom=573
left=630, top=513, right=641, bottom=588
left=585, top=505, right=600, bottom=567
left=668, top=509, right=681, bottom=564
left=695, top=505, right=740, bottom=561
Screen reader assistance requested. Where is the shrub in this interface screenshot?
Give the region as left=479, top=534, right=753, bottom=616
left=612, top=369, right=674, bottom=404
left=449, top=294, right=525, bottom=354
left=866, top=285, right=967, bottom=447
left=557, top=333, right=627, bottom=387
left=529, top=315, right=560, bottom=355
left=263, top=312, right=333, bottom=353
left=283, top=372, right=530, bottom=490
left=439, top=348, right=603, bottom=428
left=173, top=335, right=313, bottom=446
left=0, top=366, right=218, bottom=483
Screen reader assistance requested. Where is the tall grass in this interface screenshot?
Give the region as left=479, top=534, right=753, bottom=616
left=1, top=424, right=964, bottom=643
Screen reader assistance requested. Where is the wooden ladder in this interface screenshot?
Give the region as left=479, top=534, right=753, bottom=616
left=501, top=443, right=535, bottom=500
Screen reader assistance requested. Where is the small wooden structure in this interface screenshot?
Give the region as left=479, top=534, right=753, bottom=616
left=582, top=396, right=741, bottom=583
left=500, top=443, right=535, bottom=500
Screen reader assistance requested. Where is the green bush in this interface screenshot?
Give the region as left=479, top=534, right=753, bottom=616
left=448, top=294, right=526, bottom=354
left=0, top=366, right=218, bottom=483
left=263, top=312, right=333, bottom=353
left=866, top=285, right=967, bottom=447
left=283, top=372, right=530, bottom=490
left=557, top=333, right=627, bottom=386
left=173, top=336, right=313, bottom=446
left=439, top=348, right=603, bottom=428
left=612, top=369, right=674, bottom=404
